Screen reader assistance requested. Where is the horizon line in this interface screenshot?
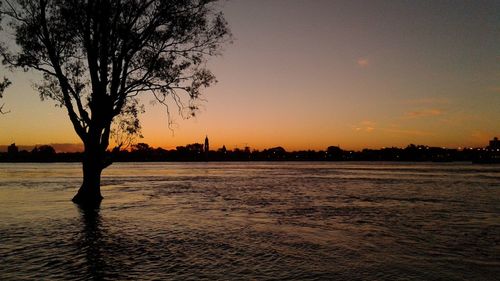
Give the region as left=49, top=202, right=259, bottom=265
left=1, top=139, right=496, bottom=153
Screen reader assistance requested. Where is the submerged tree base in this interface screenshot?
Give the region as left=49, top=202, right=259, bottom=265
left=72, top=188, right=103, bottom=208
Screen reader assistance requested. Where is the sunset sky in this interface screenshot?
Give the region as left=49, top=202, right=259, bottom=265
left=0, top=0, right=499, bottom=152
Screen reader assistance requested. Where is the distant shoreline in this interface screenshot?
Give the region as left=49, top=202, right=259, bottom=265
left=0, top=159, right=498, bottom=164
left=1, top=141, right=499, bottom=163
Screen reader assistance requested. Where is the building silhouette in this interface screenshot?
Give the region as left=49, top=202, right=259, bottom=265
left=204, top=135, right=209, bottom=161
left=2, top=136, right=500, bottom=163
left=489, top=137, right=499, bottom=150
left=7, top=143, right=18, bottom=155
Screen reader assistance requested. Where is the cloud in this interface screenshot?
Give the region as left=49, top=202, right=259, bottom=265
left=470, top=130, right=498, bottom=141
left=354, top=120, right=375, bottom=132
left=352, top=121, right=434, bottom=137
left=356, top=58, right=369, bottom=68
left=403, top=98, right=450, bottom=105
left=382, top=128, right=432, bottom=137
left=350, top=117, right=440, bottom=139
left=438, top=112, right=480, bottom=125
left=489, top=86, right=500, bottom=93
left=405, top=108, right=443, bottom=118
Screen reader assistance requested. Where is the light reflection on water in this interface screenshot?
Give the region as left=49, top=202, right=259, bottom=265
left=0, top=162, right=499, bottom=280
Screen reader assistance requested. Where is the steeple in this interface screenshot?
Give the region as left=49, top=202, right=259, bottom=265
left=204, top=135, right=209, bottom=160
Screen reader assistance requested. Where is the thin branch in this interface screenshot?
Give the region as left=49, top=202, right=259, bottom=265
left=0, top=103, right=10, bottom=114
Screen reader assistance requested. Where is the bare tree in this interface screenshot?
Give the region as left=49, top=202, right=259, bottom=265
left=0, top=0, right=230, bottom=207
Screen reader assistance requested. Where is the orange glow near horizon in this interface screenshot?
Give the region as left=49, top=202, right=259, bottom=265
left=1, top=1, right=499, bottom=152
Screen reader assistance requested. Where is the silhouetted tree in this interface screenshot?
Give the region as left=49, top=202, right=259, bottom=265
left=31, top=145, right=56, bottom=161
left=326, top=146, right=343, bottom=160
left=110, top=99, right=144, bottom=151
left=0, top=0, right=230, bottom=206
left=132, top=142, right=152, bottom=153
left=0, top=2, right=8, bottom=114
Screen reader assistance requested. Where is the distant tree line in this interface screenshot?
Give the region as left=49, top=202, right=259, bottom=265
left=1, top=142, right=499, bottom=163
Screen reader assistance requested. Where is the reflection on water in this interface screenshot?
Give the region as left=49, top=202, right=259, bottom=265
left=0, top=162, right=499, bottom=280
left=78, top=207, right=104, bottom=280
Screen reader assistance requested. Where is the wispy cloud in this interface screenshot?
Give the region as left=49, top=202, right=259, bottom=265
left=382, top=128, right=433, bottom=137
left=405, top=108, right=443, bottom=118
left=403, top=97, right=450, bottom=105
left=438, top=112, right=480, bottom=125
left=356, top=58, right=369, bottom=68
left=470, top=130, right=499, bottom=141
left=354, top=120, right=375, bottom=132
left=489, top=86, right=500, bottom=93
left=352, top=121, right=433, bottom=137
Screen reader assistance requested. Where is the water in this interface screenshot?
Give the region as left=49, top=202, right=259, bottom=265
left=0, top=162, right=499, bottom=280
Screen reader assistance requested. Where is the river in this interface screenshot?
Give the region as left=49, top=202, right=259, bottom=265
left=0, top=162, right=499, bottom=280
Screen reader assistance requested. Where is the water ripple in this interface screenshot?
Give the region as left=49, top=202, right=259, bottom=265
left=0, top=162, right=499, bottom=280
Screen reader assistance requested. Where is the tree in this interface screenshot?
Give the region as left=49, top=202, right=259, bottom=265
left=0, top=0, right=230, bottom=207
left=0, top=1, right=10, bottom=114
left=31, top=145, right=56, bottom=161
left=132, top=142, right=152, bottom=153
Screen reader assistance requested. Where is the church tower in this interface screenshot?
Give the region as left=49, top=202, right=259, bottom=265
left=204, top=135, right=209, bottom=160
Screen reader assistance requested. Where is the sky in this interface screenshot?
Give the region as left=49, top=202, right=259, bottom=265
left=0, top=0, right=499, bottom=152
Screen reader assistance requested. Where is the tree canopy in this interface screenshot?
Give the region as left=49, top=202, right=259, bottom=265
left=1, top=0, right=230, bottom=145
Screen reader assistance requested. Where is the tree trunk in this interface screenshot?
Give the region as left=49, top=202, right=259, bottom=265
left=72, top=147, right=104, bottom=207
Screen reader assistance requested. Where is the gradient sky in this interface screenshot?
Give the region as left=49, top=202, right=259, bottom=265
left=1, top=0, right=499, bottom=151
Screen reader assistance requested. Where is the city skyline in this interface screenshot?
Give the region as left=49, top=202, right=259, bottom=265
left=1, top=0, right=499, bottom=151
left=1, top=135, right=498, bottom=153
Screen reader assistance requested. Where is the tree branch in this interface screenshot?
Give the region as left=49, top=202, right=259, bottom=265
left=39, top=0, right=87, bottom=140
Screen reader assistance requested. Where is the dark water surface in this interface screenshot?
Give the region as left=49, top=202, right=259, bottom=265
left=0, top=162, right=499, bottom=280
